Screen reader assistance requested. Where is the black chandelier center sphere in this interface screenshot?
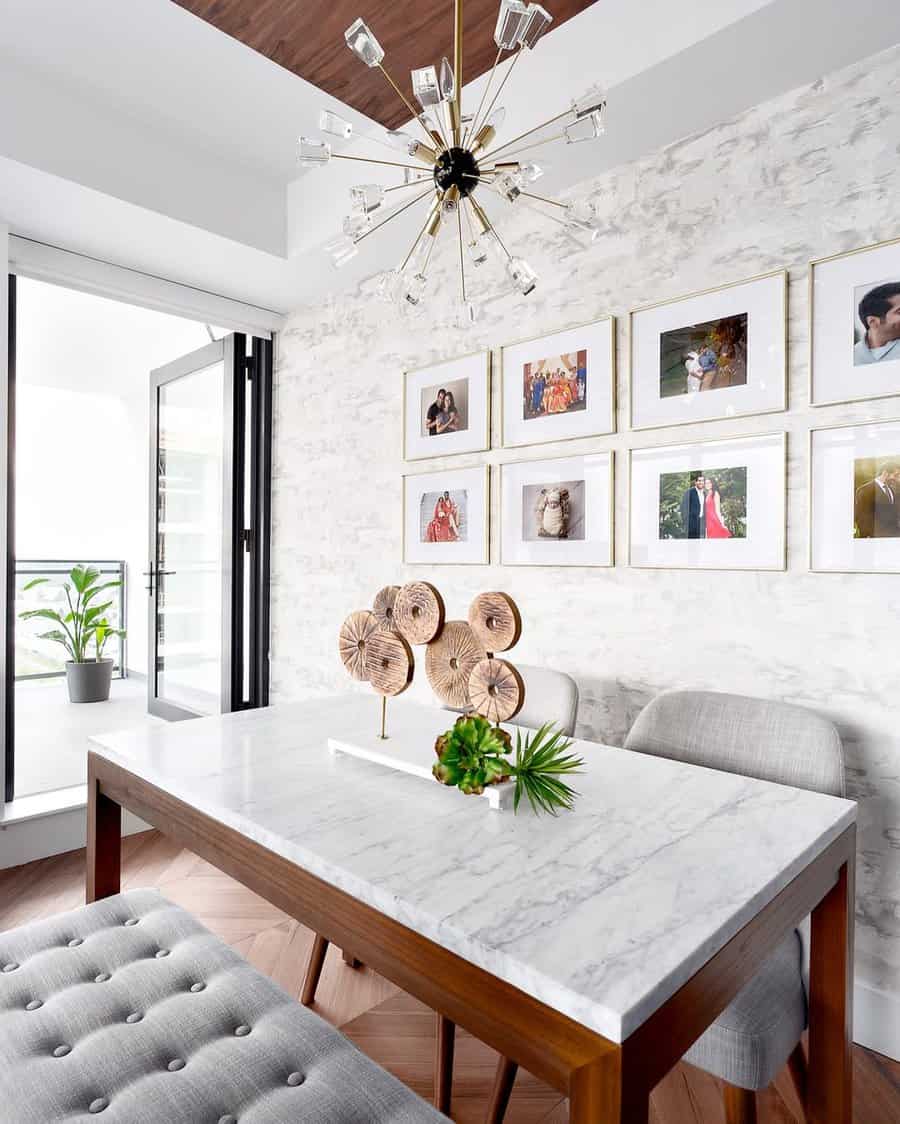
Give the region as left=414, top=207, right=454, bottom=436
left=433, top=146, right=480, bottom=198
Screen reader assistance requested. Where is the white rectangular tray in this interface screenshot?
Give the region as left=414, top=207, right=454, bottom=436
left=328, top=728, right=515, bottom=810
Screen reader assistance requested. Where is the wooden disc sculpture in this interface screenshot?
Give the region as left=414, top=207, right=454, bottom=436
left=339, top=585, right=524, bottom=735
left=468, top=657, right=525, bottom=724
left=393, top=581, right=445, bottom=645
left=468, top=591, right=522, bottom=653
left=338, top=610, right=380, bottom=682
left=364, top=630, right=414, bottom=697
left=372, top=584, right=400, bottom=631
left=425, top=621, right=486, bottom=709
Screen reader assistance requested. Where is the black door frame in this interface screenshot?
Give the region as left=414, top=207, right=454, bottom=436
left=148, top=332, right=272, bottom=721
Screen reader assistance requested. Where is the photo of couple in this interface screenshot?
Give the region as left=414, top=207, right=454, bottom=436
left=522, top=350, right=588, bottom=420
left=658, top=466, right=748, bottom=540
left=854, top=458, right=900, bottom=538
left=659, top=313, right=749, bottom=399
left=420, top=489, right=468, bottom=543
left=420, top=377, right=469, bottom=438
left=853, top=280, right=900, bottom=366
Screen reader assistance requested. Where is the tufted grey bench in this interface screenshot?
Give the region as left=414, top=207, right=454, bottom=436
left=0, top=889, right=449, bottom=1123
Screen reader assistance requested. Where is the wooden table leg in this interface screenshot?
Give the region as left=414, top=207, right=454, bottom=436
left=569, top=1053, right=647, bottom=1124
left=807, top=842, right=855, bottom=1124
left=86, top=772, right=121, bottom=903
left=435, top=1013, right=455, bottom=1114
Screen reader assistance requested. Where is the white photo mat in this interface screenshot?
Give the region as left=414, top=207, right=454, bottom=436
left=501, top=452, right=613, bottom=567
left=404, top=350, right=491, bottom=460
left=403, top=464, right=489, bottom=565
left=630, top=271, right=787, bottom=430
left=501, top=317, right=615, bottom=448
left=629, top=432, right=786, bottom=570
left=810, top=420, right=900, bottom=572
left=810, top=238, right=900, bottom=407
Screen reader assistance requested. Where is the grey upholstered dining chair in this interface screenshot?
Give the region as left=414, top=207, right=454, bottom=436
left=486, top=688, right=845, bottom=1124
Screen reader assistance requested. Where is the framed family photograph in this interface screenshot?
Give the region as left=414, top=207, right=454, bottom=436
left=402, top=464, right=489, bottom=565
left=810, top=236, right=900, bottom=407
left=500, top=452, right=613, bottom=567
left=629, top=432, right=786, bottom=570
left=629, top=270, right=787, bottom=430
left=810, top=419, right=900, bottom=573
left=500, top=317, right=615, bottom=448
left=403, top=350, right=491, bottom=461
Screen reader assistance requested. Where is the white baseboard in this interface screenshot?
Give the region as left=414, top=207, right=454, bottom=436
left=0, top=799, right=149, bottom=870
left=854, top=980, right=900, bottom=1062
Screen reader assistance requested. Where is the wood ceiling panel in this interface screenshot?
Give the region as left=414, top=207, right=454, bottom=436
left=173, top=0, right=598, bottom=129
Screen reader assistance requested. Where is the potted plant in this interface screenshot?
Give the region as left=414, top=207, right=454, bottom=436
left=19, top=565, right=126, bottom=703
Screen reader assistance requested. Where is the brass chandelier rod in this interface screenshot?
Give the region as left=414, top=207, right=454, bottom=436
left=332, top=153, right=434, bottom=172
left=452, top=0, right=464, bottom=146
left=470, top=46, right=522, bottom=142
left=484, top=130, right=567, bottom=164
left=376, top=63, right=446, bottom=151
left=479, top=107, right=571, bottom=163
left=462, top=46, right=503, bottom=148
left=400, top=197, right=444, bottom=271
left=355, top=186, right=437, bottom=245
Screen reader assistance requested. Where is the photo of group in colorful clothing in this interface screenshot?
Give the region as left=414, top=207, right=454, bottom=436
left=522, top=349, right=588, bottom=421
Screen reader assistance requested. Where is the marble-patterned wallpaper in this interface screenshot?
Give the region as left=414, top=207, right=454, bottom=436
left=272, top=46, right=900, bottom=1024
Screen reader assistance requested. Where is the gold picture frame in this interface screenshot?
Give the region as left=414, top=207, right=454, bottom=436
left=628, top=269, right=788, bottom=432
left=402, top=463, right=491, bottom=565
left=403, top=349, right=491, bottom=462
left=808, top=417, right=900, bottom=574
left=808, top=234, right=900, bottom=408
left=498, top=450, right=615, bottom=568
left=627, top=430, right=788, bottom=571
left=499, top=315, right=616, bottom=449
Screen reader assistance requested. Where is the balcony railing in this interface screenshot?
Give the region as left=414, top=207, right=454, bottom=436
left=15, top=560, right=126, bottom=681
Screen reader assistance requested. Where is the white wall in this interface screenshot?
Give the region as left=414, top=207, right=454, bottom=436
left=13, top=278, right=218, bottom=674
left=1, top=225, right=9, bottom=801
left=270, top=45, right=900, bottom=1057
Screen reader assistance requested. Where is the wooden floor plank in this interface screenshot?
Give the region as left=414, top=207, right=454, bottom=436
left=1, top=830, right=898, bottom=1124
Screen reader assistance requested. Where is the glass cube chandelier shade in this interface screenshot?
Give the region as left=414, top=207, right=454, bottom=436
left=300, top=1, right=607, bottom=312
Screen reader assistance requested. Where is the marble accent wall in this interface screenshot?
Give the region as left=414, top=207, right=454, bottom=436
left=272, top=46, right=900, bottom=1031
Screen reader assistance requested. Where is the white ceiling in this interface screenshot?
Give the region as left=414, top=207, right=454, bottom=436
left=1, top=0, right=898, bottom=315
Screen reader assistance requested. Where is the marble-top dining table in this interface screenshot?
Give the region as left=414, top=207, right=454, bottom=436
left=87, top=695, right=857, bottom=1123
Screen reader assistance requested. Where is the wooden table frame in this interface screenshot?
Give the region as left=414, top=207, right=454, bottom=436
left=87, top=750, right=855, bottom=1123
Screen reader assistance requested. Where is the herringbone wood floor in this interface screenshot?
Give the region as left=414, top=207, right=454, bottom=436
left=1, top=830, right=898, bottom=1123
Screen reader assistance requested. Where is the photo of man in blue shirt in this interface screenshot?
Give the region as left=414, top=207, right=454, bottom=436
left=854, top=281, right=900, bottom=366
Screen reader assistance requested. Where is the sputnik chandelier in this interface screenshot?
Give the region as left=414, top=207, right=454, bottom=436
left=298, top=0, right=607, bottom=319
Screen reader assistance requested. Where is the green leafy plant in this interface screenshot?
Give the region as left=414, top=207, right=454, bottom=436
left=19, top=565, right=125, bottom=663
left=433, top=714, right=584, bottom=815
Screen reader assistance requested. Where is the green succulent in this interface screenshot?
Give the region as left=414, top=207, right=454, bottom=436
left=433, top=714, right=583, bottom=815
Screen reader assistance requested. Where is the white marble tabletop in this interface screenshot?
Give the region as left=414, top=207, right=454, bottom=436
left=91, top=695, right=856, bottom=1043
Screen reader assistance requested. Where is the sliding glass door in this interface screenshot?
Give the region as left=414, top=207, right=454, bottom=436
left=149, top=334, right=271, bottom=721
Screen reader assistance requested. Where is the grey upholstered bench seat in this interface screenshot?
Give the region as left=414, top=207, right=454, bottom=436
left=0, top=889, right=449, bottom=1124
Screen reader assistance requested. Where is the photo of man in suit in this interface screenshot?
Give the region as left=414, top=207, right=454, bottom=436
left=680, top=474, right=706, bottom=539
left=853, top=281, right=900, bottom=366
left=854, top=460, right=900, bottom=538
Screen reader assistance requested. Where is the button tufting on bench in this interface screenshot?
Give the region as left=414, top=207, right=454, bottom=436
left=0, top=890, right=449, bottom=1124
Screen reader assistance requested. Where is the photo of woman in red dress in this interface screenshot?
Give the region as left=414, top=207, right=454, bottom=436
left=703, top=478, right=732, bottom=539
left=425, top=490, right=461, bottom=542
